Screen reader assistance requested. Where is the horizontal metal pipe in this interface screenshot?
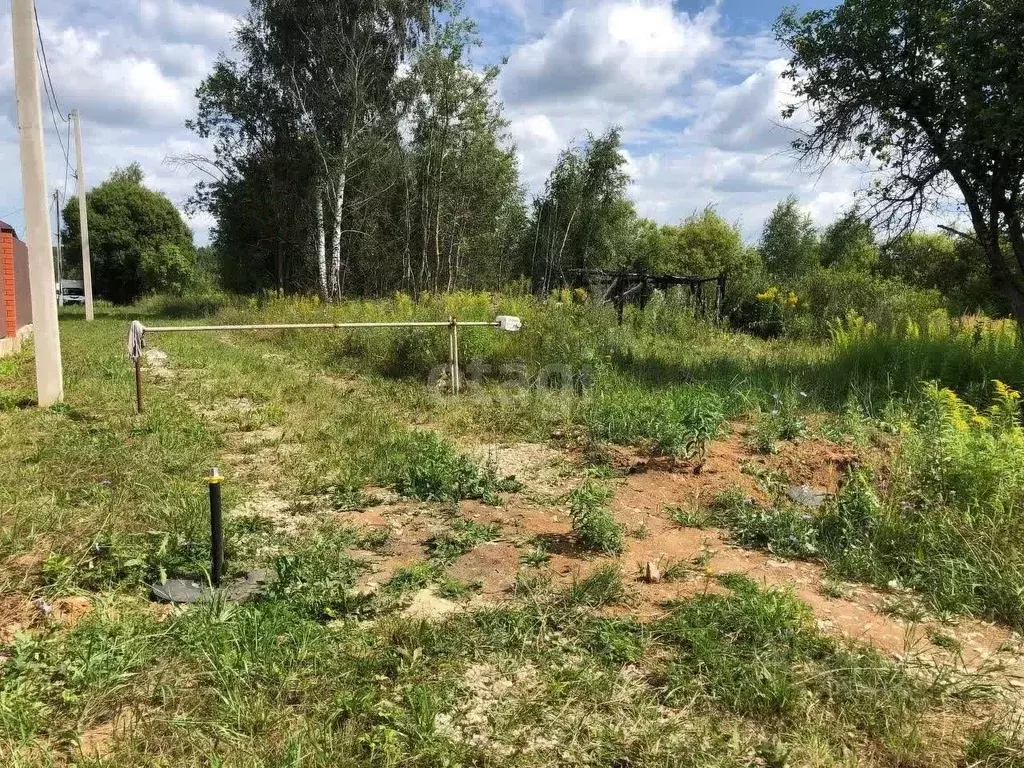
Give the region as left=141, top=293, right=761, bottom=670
left=141, top=321, right=500, bottom=333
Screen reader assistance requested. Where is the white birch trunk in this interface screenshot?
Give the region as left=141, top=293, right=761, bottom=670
left=330, top=166, right=346, bottom=300
left=315, top=186, right=327, bottom=300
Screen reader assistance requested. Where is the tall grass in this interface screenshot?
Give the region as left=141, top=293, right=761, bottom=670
left=828, top=311, right=1024, bottom=403
left=715, top=381, right=1024, bottom=627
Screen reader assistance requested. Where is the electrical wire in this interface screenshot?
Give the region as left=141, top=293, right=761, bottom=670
left=34, top=4, right=74, bottom=179
left=34, top=4, right=65, bottom=119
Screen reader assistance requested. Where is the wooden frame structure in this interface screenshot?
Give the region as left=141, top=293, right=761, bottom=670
left=568, top=269, right=726, bottom=325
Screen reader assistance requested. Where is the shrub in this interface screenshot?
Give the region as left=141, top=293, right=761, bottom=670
left=389, top=430, right=507, bottom=503
left=569, top=481, right=623, bottom=555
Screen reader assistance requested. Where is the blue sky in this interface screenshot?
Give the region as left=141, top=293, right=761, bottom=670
left=0, top=0, right=869, bottom=246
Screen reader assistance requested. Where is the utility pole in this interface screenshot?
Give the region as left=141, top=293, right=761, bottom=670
left=53, top=189, right=63, bottom=306
left=12, top=0, right=63, bottom=406
left=71, top=110, right=93, bottom=320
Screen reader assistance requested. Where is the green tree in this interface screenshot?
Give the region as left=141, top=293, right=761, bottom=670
left=777, top=0, right=1024, bottom=327
left=878, top=232, right=1004, bottom=315
left=529, top=127, right=632, bottom=292
left=759, top=196, right=819, bottom=278
left=62, top=164, right=198, bottom=303
left=406, top=19, right=524, bottom=293
left=188, top=0, right=524, bottom=298
left=659, top=207, right=751, bottom=277
left=820, top=208, right=879, bottom=272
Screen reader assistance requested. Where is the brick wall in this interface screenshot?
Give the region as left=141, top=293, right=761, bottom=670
left=0, top=229, right=15, bottom=339
left=12, top=231, right=31, bottom=329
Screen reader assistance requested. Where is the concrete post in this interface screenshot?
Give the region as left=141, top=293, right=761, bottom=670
left=71, top=110, right=93, bottom=321
left=12, top=0, right=63, bottom=405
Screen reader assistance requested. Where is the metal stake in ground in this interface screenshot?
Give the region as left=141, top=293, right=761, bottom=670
left=208, top=467, right=224, bottom=587
left=150, top=469, right=270, bottom=604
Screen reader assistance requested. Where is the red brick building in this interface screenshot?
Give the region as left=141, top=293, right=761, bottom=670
left=0, top=220, right=33, bottom=356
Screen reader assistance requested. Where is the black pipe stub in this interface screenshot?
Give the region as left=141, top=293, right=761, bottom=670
left=151, top=569, right=272, bottom=604
left=149, top=468, right=273, bottom=604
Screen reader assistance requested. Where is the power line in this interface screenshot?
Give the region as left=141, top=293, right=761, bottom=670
left=38, top=56, right=69, bottom=164
left=34, top=4, right=65, bottom=119
left=33, top=4, right=73, bottom=176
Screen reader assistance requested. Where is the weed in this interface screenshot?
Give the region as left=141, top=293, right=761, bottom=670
left=658, top=558, right=692, bottom=583
left=691, top=542, right=717, bottom=568
left=435, top=577, right=480, bottom=599
left=877, top=595, right=930, bottom=623
left=713, top=490, right=820, bottom=558
left=750, top=390, right=809, bottom=454
left=269, top=526, right=368, bottom=620
left=384, top=561, right=447, bottom=594
left=560, top=565, right=628, bottom=608
left=656, top=577, right=928, bottom=732
left=585, top=380, right=725, bottom=460
left=356, top=527, right=392, bottom=553
left=427, top=517, right=500, bottom=562
left=819, top=579, right=850, bottom=600
left=390, top=430, right=506, bottom=503
left=568, top=481, right=624, bottom=555
left=329, top=476, right=381, bottom=511
left=928, top=629, right=962, bottom=653
left=963, top=722, right=1024, bottom=766
left=667, top=506, right=712, bottom=529
left=628, top=523, right=650, bottom=540
left=519, top=546, right=551, bottom=568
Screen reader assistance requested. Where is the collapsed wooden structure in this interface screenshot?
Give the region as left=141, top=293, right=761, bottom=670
left=568, top=269, right=726, bottom=324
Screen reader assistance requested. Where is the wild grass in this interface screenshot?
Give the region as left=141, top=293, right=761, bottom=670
left=388, top=430, right=513, bottom=503
left=568, top=481, right=624, bottom=555
left=710, top=382, right=1024, bottom=628
left=584, top=377, right=725, bottom=459
left=427, top=516, right=500, bottom=562
left=2, top=295, right=1022, bottom=764
left=656, top=576, right=930, bottom=734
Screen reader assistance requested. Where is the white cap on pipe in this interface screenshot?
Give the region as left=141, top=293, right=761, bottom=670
left=496, top=316, right=522, bottom=332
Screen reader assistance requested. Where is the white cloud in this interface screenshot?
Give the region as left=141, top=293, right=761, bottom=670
left=42, top=26, right=192, bottom=128
left=140, top=0, right=239, bottom=47
left=496, top=3, right=877, bottom=240
left=0, top=1, right=238, bottom=244
left=686, top=58, right=792, bottom=153
left=500, top=0, right=723, bottom=201
left=501, top=0, right=719, bottom=112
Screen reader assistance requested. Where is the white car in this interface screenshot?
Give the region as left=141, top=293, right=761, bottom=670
left=57, top=280, right=86, bottom=305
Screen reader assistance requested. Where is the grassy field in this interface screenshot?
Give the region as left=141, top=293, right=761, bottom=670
left=2, top=293, right=1024, bottom=766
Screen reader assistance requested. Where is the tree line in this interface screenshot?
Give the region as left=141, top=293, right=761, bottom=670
left=58, top=0, right=1024, bottom=332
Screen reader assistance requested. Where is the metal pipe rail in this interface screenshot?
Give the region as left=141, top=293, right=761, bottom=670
left=141, top=321, right=503, bottom=332
left=127, top=315, right=522, bottom=413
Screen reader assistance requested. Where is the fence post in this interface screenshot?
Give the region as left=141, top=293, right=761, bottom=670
left=616, top=270, right=625, bottom=326
left=716, top=275, right=726, bottom=324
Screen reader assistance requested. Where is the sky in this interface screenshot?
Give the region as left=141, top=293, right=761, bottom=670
left=0, top=0, right=867, bottom=247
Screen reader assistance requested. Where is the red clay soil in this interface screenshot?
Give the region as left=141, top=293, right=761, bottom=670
left=348, top=428, right=1024, bottom=689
